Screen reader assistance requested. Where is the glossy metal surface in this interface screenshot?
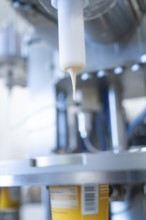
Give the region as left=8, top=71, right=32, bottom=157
left=108, top=78, right=127, bottom=152
left=0, top=210, right=19, bottom=220
left=0, top=152, right=146, bottom=186
left=34, top=154, right=83, bottom=167
left=111, top=185, right=146, bottom=220
left=38, top=0, right=143, bottom=43
left=85, top=0, right=142, bottom=43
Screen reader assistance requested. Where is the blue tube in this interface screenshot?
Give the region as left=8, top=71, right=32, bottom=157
left=127, top=108, right=146, bottom=137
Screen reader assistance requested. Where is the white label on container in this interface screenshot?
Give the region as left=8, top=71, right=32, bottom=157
left=50, top=187, right=77, bottom=208
left=81, top=184, right=98, bottom=215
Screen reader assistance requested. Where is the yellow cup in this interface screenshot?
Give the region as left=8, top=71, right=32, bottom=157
left=0, top=187, right=20, bottom=209
left=50, top=184, right=109, bottom=220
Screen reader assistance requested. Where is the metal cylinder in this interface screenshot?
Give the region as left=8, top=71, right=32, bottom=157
left=85, top=0, right=142, bottom=44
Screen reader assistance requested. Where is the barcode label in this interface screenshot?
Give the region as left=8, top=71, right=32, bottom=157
left=81, top=184, right=98, bottom=215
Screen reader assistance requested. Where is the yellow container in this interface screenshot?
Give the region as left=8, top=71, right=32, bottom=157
left=0, top=187, right=20, bottom=209
left=50, top=184, right=109, bottom=220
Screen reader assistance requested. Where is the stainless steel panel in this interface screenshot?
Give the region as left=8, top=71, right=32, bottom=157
left=0, top=152, right=146, bottom=186
left=34, top=154, right=83, bottom=167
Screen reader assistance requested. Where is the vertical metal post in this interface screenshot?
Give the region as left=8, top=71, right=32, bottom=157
left=111, top=185, right=146, bottom=220
left=108, top=77, right=127, bottom=152
left=41, top=187, right=52, bottom=220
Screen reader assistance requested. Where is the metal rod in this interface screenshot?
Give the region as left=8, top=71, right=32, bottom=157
left=41, top=187, right=52, bottom=220
left=108, top=77, right=127, bottom=152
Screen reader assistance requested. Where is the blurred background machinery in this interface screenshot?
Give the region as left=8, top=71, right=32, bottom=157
left=0, top=0, right=145, bottom=220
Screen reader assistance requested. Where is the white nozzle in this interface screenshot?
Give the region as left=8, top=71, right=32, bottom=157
left=51, top=0, right=86, bottom=72
left=51, top=0, right=87, bottom=100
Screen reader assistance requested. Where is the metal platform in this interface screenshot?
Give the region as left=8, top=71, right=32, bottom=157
left=0, top=152, right=146, bottom=187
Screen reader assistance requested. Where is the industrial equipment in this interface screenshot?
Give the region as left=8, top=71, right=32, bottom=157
left=0, top=22, right=27, bottom=91
left=1, top=0, right=146, bottom=220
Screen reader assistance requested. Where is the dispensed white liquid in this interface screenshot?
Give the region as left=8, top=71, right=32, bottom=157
left=67, top=66, right=83, bottom=101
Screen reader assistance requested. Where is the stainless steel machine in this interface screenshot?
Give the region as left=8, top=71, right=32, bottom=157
left=1, top=0, right=146, bottom=220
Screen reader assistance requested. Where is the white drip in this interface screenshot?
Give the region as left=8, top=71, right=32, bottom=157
left=67, top=66, right=83, bottom=101
left=68, top=68, right=77, bottom=101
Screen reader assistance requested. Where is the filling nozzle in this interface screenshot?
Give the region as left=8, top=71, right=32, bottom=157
left=51, top=0, right=88, bottom=100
